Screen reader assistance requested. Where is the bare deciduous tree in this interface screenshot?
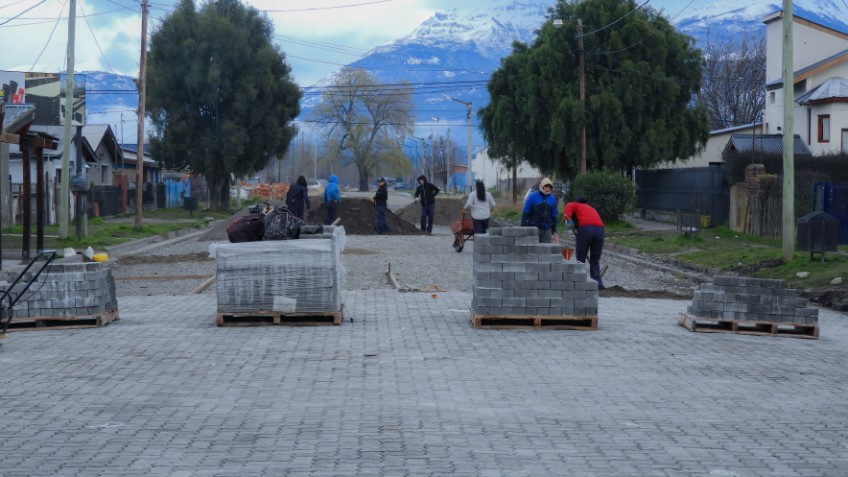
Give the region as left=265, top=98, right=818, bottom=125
left=699, top=37, right=766, bottom=130
left=314, top=68, right=413, bottom=191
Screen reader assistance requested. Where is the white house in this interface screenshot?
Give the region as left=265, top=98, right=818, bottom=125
left=471, top=148, right=543, bottom=190
left=762, top=9, right=848, bottom=155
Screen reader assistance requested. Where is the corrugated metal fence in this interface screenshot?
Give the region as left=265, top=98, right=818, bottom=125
left=636, top=167, right=729, bottom=227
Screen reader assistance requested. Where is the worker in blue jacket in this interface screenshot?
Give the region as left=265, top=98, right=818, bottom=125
left=521, top=177, right=560, bottom=244
left=323, top=175, right=340, bottom=225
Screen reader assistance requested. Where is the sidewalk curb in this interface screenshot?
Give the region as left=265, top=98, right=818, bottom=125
left=107, top=227, right=209, bottom=258
left=603, top=243, right=712, bottom=282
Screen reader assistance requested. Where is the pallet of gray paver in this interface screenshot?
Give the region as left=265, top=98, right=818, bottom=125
left=679, top=275, right=819, bottom=339
left=471, top=226, right=600, bottom=331
left=3, top=309, right=119, bottom=332
left=471, top=311, right=597, bottom=330
left=214, top=227, right=345, bottom=326
left=216, top=306, right=343, bottom=327
left=677, top=313, right=818, bottom=339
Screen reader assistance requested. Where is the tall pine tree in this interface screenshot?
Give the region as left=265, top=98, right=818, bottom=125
left=146, top=0, right=301, bottom=208
left=480, top=0, right=709, bottom=178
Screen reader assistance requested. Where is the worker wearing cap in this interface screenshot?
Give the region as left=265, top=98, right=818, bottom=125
left=521, top=177, right=560, bottom=244
left=564, top=196, right=605, bottom=289
left=373, top=177, right=389, bottom=234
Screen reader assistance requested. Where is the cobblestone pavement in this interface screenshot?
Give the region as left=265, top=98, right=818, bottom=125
left=2, top=291, right=848, bottom=476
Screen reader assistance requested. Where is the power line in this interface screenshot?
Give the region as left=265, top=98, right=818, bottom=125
left=0, top=7, right=126, bottom=28
left=79, top=0, right=115, bottom=72
left=28, top=0, right=64, bottom=71
left=0, top=0, right=46, bottom=26
left=579, top=0, right=650, bottom=38
left=0, top=0, right=33, bottom=11
left=261, top=0, right=399, bottom=13
left=589, top=0, right=696, bottom=56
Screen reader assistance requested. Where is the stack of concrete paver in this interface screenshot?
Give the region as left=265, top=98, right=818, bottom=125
left=215, top=227, right=345, bottom=316
left=681, top=276, right=819, bottom=338
left=471, top=227, right=598, bottom=328
left=0, top=261, right=118, bottom=321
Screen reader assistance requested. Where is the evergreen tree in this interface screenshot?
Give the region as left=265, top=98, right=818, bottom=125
left=480, top=0, right=709, bottom=178
left=146, top=0, right=301, bottom=208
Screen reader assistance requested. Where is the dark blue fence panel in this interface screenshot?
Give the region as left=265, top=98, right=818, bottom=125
left=635, top=167, right=729, bottom=226
left=814, top=182, right=848, bottom=244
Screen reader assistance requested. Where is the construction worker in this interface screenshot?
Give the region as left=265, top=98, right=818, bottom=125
left=521, top=177, right=559, bottom=244
left=414, top=175, right=440, bottom=235
left=463, top=180, right=496, bottom=234
left=564, top=196, right=605, bottom=290
left=323, top=175, right=340, bottom=225
left=373, top=177, right=389, bottom=234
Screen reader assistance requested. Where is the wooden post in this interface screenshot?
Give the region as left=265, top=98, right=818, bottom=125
left=21, top=143, right=31, bottom=262
left=135, top=0, right=148, bottom=228
left=782, top=1, right=795, bottom=260
left=36, top=146, right=45, bottom=253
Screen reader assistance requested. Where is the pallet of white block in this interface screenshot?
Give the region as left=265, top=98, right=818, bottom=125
left=216, top=307, right=344, bottom=327
left=3, top=309, right=119, bottom=332
left=471, top=310, right=598, bottom=330
left=677, top=313, right=819, bottom=339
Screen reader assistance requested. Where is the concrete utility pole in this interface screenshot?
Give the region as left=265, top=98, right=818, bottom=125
left=59, top=0, right=77, bottom=239
left=135, top=0, right=148, bottom=228
left=782, top=0, right=795, bottom=259
left=447, top=96, right=473, bottom=193
left=577, top=19, right=587, bottom=175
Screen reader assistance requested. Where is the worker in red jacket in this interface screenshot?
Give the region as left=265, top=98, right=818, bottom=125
left=563, top=196, right=605, bottom=290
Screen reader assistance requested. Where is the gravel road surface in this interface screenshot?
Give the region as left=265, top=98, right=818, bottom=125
left=113, top=223, right=699, bottom=297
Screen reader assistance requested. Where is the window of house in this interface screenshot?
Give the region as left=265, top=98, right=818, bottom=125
left=818, top=115, right=830, bottom=143
left=769, top=91, right=775, bottom=104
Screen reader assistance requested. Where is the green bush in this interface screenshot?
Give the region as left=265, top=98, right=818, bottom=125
left=567, top=170, right=636, bottom=222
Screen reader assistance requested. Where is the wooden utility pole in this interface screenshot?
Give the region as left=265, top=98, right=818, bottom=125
left=782, top=0, right=795, bottom=259
left=577, top=19, right=587, bottom=175
left=135, top=0, right=148, bottom=228
left=59, top=0, right=77, bottom=239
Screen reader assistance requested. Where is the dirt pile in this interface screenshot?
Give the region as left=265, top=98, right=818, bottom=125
left=396, top=197, right=503, bottom=228
left=800, top=287, right=848, bottom=311
left=307, top=198, right=422, bottom=235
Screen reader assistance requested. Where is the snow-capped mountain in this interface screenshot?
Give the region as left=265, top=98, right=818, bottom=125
left=79, top=0, right=848, bottom=148
left=675, top=0, right=848, bottom=44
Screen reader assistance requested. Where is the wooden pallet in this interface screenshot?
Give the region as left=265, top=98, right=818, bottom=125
left=678, top=313, right=819, bottom=340
left=216, top=308, right=343, bottom=327
left=3, top=309, right=119, bottom=332
left=471, top=311, right=598, bottom=330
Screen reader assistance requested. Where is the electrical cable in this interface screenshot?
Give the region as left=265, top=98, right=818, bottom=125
left=579, top=0, right=650, bottom=38
left=0, top=8, right=126, bottom=28
left=589, top=0, right=696, bottom=56
left=28, top=0, right=64, bottom=71
left=79, top=0, right=115, bottom=72
left=0, top=0, right=46, bottom=26
left=0, top=0, right=31, bottom=11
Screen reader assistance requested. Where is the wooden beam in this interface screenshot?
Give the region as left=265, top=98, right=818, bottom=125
left=0, top=132, right=19, bottom=144
left=21, top=135, right=58, bottom=149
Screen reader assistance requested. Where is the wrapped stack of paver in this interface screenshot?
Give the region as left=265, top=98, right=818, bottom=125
left=0, top=262, right=118, bottom=330
left=215, top=226, right=345, bottom=325
left=680, top=276, right=819, bottom=338
left=471, top=227, right=598, bottom=329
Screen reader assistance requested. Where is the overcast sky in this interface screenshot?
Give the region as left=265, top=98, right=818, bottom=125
left=0, top=0, right=684, bottom=86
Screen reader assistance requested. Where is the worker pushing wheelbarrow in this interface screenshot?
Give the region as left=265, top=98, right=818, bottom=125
left=453, top=180, right=498, bottom=252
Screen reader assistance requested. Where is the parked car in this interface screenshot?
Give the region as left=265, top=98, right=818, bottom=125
left=306, top=178, right=326, bottom=197
left=393, top=181, right=411, bottom=190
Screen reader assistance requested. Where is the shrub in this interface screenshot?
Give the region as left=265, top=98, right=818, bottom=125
left=567, top=170, right=636, bottom=222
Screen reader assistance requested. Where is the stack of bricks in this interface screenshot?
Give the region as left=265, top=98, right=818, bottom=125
left=216, top=227, right=344, bottom=314
left=0, top=262, right=118, bottom=319
left=472, top=227, right=598, bottom=317
left=687, top=276, right=818, bottom=325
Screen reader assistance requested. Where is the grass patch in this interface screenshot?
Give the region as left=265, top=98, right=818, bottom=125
left=116, top=208, right=231, bottom=221
left=605, top=220, right=635, bottom=233
left=3, top=214, right=218, bottom=251
left=610, top=225, right=848, bottom=285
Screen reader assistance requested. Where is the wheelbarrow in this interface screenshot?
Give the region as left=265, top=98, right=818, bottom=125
left=450, top=210, right=474, bottom=252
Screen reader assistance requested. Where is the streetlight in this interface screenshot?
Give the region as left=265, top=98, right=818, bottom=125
left=443, top=94, right=473, bottom=193
left=553, top=17, right=587, bottom=174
